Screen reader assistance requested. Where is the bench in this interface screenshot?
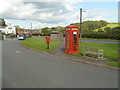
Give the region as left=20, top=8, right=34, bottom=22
left=83, top=47, right=103, bottom=59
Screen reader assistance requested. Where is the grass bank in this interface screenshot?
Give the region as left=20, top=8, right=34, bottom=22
left=105, top=62, right=120, bottom=67
left=21, top=37, right=62, bottom=52
left=94, top=23, right=119, bottom=32
left=73, top=42, right=119, bottom=60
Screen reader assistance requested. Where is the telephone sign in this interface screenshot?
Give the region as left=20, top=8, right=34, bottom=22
left=65, top=25, right=80, bottom=54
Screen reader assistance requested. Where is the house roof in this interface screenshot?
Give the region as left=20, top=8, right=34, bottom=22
left=51, top=31, right=60, bottom=34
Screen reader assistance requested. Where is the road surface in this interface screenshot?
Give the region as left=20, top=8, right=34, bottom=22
left=2, top=39, right=118, bottom=88
left=33, top=36, right=119, bottom=44
left=81, top=40, right=119, bottom=44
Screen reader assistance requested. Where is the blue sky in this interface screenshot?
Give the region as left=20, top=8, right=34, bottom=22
left=75, top=2, right=118, bottom=22
left=0, top=1, right=118, bottom=29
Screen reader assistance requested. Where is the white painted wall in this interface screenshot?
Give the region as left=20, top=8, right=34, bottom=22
left=0, top=25, right=16, bottom=34
left=0, top=28, right=5, bottom=33
left=5, top=25, right=16, bottom=34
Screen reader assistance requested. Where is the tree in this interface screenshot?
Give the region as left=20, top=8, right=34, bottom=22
left=0, top=18, right=6, bottom=26
left=104, top=27, right=111, bottom=34
left=111, top=27, right=120, bottom=34
left=15, top=25, right=20, bottom=35
left=98, top=28, right=104, bottom=33
left=99, top=20, right=108, bottom=27
left=55, top=26, right=65, bottom=31
left=41, top=27, right=50, bottom=35
left=70, top=20, right=108, bottom=34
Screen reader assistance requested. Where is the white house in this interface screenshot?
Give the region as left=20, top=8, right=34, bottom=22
left=5, top=25, right=16, bottom=34
left=0, top=26, right=5, bottom=33
left=0, top=24, right=16, bottom=34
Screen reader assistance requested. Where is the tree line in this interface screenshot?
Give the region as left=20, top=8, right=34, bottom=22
left=41, top=20, right=109, bottom=35
left=40, top=20, right=120, bottom=40
left=1, top=18, right=119, bottom=40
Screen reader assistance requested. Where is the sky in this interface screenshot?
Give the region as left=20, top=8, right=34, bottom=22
left=0, top=0, right=119, bottom=29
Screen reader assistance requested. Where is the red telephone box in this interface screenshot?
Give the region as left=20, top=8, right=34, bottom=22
left=65, top=25, right=80, bottom=54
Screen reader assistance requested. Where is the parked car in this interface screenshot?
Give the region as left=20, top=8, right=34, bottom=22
left=18, top=34, right=26, bottom=40
left=25, top=34, right=32, bottom=38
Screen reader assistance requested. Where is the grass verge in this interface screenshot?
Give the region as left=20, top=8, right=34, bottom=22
left=21, top=37, right=62, bottom=52
left=105, top=62, right=120, bottom=67
left=21, top=38, right=118, bottom=60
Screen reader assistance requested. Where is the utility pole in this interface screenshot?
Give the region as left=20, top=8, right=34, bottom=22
left=80, top=8, right=82, bottom=43
left=31, top=23, right=32, bottom=30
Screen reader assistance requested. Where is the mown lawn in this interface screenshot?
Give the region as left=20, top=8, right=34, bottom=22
left=21, top=37, right=62, bottom=52
left=75, top=42, right=119, bottom=60
left=105, top=62, right=120, bottom=67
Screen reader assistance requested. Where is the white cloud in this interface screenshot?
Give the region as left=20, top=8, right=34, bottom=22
left=0, top=1, right=77, bottom=23
left=0, top=0, right=117, bottom=29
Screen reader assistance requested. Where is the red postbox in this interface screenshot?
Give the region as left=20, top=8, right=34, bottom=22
left=45, top=36, right=50, bottom=43
left=45, top=36, right=50, bottom=49
left=65, top=25, right=80, bottom=54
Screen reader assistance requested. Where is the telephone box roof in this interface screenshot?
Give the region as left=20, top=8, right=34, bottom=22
left=66, top=25, right=79, bottom=28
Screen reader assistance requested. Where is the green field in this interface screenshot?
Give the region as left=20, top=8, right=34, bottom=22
left=76, top=42, right=119, bottom=60
left=94, top=23, right=119, bottom=32
left=21, top=37, right=62, bottom=52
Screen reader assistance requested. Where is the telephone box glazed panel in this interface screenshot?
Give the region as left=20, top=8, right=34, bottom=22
left=65, top=25, right=80, bottom=54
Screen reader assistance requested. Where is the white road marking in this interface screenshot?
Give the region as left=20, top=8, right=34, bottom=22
left=16, top=51, right=21, bottom=53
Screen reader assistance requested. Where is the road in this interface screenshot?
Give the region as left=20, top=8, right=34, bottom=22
left=81, top=40, right=119, bottom=44
left=2, top=39, right=118, bottom=88
left=33, top=36, right=119, bottom=44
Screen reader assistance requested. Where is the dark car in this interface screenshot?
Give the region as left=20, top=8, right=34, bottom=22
left=24, top=34, right=32, bottom=38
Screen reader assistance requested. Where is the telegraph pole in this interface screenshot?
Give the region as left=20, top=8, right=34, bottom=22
left=31, top=23, right=32, bottom=30
left=80, top=8, right=82, bottom=43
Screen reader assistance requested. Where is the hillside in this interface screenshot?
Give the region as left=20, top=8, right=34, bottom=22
left=94, top=23, right=119, bottom=32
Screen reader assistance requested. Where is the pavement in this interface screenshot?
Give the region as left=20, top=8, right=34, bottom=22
left=2, top=38, right=119, bottom=88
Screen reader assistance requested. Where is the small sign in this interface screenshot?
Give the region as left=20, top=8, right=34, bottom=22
left=72, top=28, right=78, bottom=30
left=73, top=32, right=77, bottom=34
left=66, top=28, right=71, bottom=30
left=8, top=27, right=12, bottom=29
